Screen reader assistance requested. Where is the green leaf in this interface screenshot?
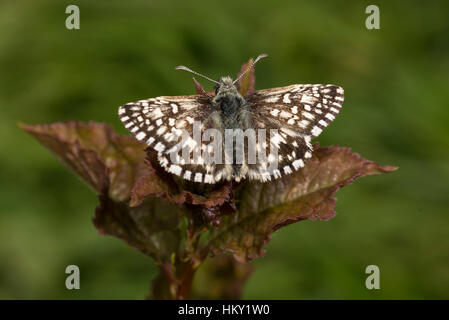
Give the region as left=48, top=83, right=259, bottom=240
left=207, top=144, right=398, bottom=263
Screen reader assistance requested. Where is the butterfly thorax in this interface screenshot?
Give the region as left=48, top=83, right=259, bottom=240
left=213, top=76, right=249, bottom=130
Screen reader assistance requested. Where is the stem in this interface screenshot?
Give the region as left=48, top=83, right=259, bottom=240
left=150, top=260, right=198, bottom=300
left=174, top=261, right=196, bottom=300
left=149, top=210, right=254, bottom=300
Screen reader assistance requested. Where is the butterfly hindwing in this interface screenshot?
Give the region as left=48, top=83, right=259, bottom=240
left=118, top=94, right=225, bottom=183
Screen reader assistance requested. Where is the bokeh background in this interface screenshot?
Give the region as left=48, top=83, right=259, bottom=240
left=1, top=0, right=448, bottom=299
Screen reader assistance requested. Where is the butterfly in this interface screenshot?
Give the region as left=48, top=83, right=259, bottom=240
left=118, top=54, right=344, bottom=184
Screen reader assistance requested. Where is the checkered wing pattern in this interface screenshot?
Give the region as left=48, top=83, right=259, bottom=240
left=245, top=84, right=344, bottom=181
left=118, top=94, right=226, bottom=183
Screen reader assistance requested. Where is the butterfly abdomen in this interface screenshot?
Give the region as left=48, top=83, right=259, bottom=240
left=212, top=85, right=252, bottom=181
left=215, top=95, right=247, bottom=127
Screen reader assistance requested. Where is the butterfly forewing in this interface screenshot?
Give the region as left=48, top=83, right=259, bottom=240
left=250, top=84, right=344, bottom=138
left=245, top=84, right=344, bottom=181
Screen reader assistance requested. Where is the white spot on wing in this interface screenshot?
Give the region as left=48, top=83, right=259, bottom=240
left=303, top=112, right=315, bottom=120
left=157, top=125, right=167, bottom=135
left=265, top=95, right=280, bottom=103
left=146, top=137, right=155, bottom=145
left=330, top=107, right=339, bottom=113
left=135, top=132, right=146, bottom=141
left=154, top=142, right=165, bottom=152
left=150, top=108, right=164, bottom=119
left=280, top=127, right=297, bottom=137
left=299, top=120, right=309, bottom=128
left=283, top=166, right=292, bottom=174
left=292, top=159, right=304, bottom=170
left=311, top=126, right=322, bottom=136
left=300, top=95, right=314, bottom=104
left=168, top=165, right=182, bottom=176
left=184, top=170, right=192, bottom=180
left=194, top=172, right=202, bottom=183
left=270, top=109, right=280, bottom=117
left=204, top=174, right=214, bottom=184
left=280, top=111, right=292, bottom=118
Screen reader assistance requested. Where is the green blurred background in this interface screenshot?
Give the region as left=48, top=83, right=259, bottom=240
left=1, top=0, right=448, bottom=299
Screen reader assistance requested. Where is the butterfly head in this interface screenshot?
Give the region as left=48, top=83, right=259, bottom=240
left=175, top=53, right=268, bottom=95
left=214, top=76, right=239, bottom=97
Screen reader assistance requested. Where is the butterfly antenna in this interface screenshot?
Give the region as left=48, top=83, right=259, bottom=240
left=175, top=65, right=220, bottom=85
left=233, top=53, right=268, bottom=84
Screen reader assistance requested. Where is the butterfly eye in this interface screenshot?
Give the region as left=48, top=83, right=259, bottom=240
left=214, top=84, right=220, bottom=95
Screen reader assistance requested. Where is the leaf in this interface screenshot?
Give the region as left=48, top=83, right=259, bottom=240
left=130, top=149, right=232, bottom=207
left=207, top=144, right=398, bottom=263
left=20, top=121, right=147, bottom=202
left=129, top=162, right=233, bottom=209
left=94, top=195, right=181, bottom=262
left=20, top=121, right=182, bottom=262
left=237, top=58, right=255, bottom=96
left=192, top=76, right=207, bottom=95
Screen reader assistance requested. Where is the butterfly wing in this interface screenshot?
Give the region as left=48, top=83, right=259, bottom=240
left=118, top=94, right=225, bottom=183
left=119, top=84, right=344, bottom=184
left=245, top=84, right=344, bottom=181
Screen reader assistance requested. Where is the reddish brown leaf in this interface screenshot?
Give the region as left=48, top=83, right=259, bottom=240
left=130, top=165, right=234, bottom=209
left=192, top=76, right=208, bottom=95
left=94, top=195, right=182, bottom=262
left=20, top=121, right=147, bottom=202
left=21, top=121, right=184, bottom=262
left=207, top=144, right=398, bottom=263
left=237, top=58, right=255, bottom=96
